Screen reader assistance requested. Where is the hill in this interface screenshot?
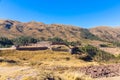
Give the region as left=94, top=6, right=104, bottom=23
left=90, top=26, right=120, bottom=42
left=1, top=19, right=120, bottom=80
left=0, top=19, right=99, bottom=41
left=1, top=19, right=120, bottom=42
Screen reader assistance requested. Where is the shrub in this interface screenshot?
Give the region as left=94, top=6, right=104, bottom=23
left=0, top=37, right=13, bottom=48
left=12, top=36, right=38, bottom=46
left=48, top=37, right=81, bottom=47
left=99, top=44, right=109, bottom=47
left=69, top=41, right=78, bottom=46
left=93, top=50, right=115, bottom=62
left=48, top=37, right=64, bottom=43
left=81, top=45, right=115, bottom=62
left=81, top=45, right=97, bottom=58
left=71, top=47, right=83, bottom=54
left=48, top=37, right=69, bottom=46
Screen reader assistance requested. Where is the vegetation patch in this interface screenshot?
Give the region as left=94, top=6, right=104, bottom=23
left=12, top=36, right=38, bottom=46
left=80, top=45, right=116, bottom=62
left=80, top=29, right=101, bottom=40
left=0, top=37, right=13, bottom=48
left=112, top=41, right=120, bottom=47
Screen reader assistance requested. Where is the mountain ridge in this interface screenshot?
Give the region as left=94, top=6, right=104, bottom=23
left=0, top=19, right=120, bottom=42
left=0, top=19, right=84, bottom=41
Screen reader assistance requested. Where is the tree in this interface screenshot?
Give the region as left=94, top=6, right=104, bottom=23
left=0, top=37, right=13, bottom=48
left=48, top=37, right=64, bottom=43
left=12, top=36, right=37, bottom=46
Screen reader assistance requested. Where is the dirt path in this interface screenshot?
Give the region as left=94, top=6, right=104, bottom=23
left=1, top=64, right=120, bottom=80
left=0, top=66, right=30, bottom=74
left=0, top=66, right=38, bottom=80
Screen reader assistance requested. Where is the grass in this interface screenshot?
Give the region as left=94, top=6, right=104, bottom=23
left=0, top=50, right=98, bottom=67
left=0, top=48, right=119, bottom=80
left=1, top=48, right=119, bottom=80
left=0, top=50, right=97, bottom=80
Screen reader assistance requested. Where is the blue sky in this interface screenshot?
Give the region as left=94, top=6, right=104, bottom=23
left=0, top=0, right=120, bottom=28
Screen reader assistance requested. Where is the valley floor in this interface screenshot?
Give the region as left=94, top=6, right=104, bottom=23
left=0, top=50, right=120, bottom=80
left=0, top=66, right=120, bottom=80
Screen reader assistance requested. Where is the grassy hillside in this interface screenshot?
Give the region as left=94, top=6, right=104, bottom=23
left=90, top=26, right=120, bottom=42
left=1, top=19, right=120, bottom=43
left=0, top=19, right=99, bottom=42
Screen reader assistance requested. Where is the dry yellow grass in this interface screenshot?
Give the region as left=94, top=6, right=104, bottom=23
left=0, top=50, right=98, bottom=67
left=0, top=50, right=97, bottom=80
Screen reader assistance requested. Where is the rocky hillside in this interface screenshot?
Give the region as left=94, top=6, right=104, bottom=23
left=90, top=26, right=120, bottom=42
left=0, top=19, right=98, bottom=41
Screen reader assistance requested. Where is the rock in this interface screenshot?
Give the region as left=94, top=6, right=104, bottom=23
left=79, top=63, right=120, bottom=78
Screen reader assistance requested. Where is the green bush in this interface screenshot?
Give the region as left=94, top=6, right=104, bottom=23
left=12, top=36, right=38, bottom=46
left=48, top=37, right=82, bottom=47
left=0, top=37, right=13, bottom=48
left=48, top=37, right=64, bottom=43
left=93, top=50, right=115, bottom=62
left=81, top=45, right=115, bottom=62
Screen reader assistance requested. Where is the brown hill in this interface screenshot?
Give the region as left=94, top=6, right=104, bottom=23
left=2, top=19, right=116, bottom=42
left=0, top=19, right=84, bottom=41
left=89, top=26, right=120, bottom=42
left=0, top=20, right=99, bottom=41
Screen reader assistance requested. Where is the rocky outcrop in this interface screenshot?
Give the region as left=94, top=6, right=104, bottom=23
left=80, top=64, right=120, bottom=78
